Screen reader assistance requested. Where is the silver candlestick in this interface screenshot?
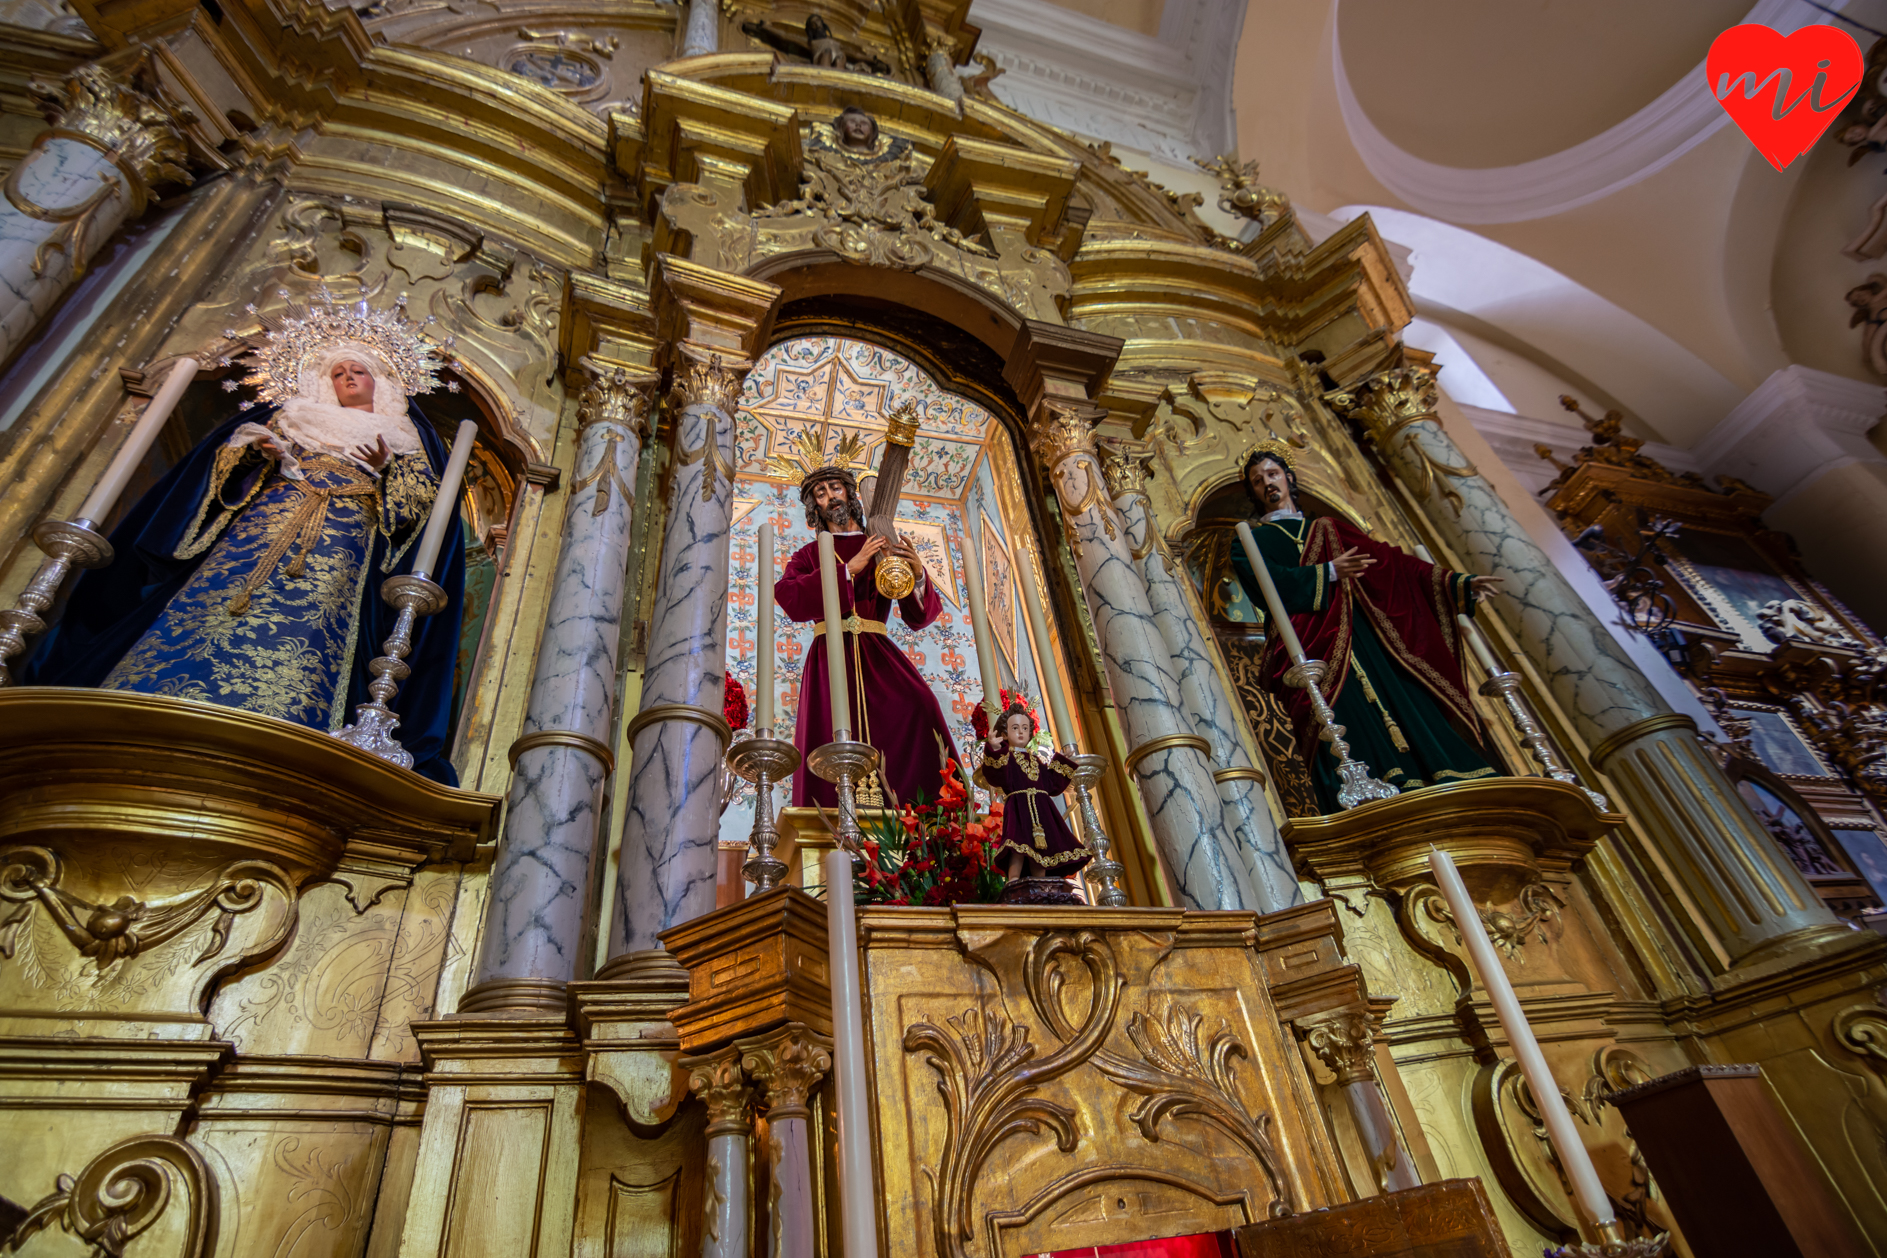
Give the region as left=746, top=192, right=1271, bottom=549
left=1064, top=745, right=1128, bottom=906
left=1479, top=671, right=1612, bottom=812
left=806, top=733, right=880, bottom=866
left=0, top=519, right=114, bottom=686
left=727, top=728, right=801, bottom=892
left=334, top=572, right=448, bottom=768
left=1282, top=658, right=1398, bottom=810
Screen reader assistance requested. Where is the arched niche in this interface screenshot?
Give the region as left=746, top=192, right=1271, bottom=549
left=94, top=347, right=532, bottom=758
left=714, top=298, right=1079, bottom=847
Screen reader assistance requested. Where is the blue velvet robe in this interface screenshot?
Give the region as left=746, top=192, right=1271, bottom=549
left=24, top=402, right=466, bottom=785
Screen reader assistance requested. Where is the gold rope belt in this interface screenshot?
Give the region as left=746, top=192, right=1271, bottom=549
left=813, top=616, right=888, bottom=637
left=228, top=463, right=378, bottom=616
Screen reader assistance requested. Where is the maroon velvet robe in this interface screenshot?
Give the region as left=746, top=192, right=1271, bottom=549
left=974, top=741, right=1089, bottom=871
left=778, top=531, right=960, bottom=808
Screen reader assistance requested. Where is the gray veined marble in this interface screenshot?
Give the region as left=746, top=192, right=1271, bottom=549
left=1391, top=419, right=1665, bottom=745
left=1050, top=451, right=1254, bottom=910
left=0, top=139, right=133, bottom=366
left=612, top=396, right=736, bottom=955
left=1119, top=492, right=1301, bottom=913
left=471, top=411, right=644, bottom=988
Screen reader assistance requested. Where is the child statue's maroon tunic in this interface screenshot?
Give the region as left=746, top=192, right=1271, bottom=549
left=776, top=531, right=960, bottom=808
left=974, top=741, right=1091, bottom=871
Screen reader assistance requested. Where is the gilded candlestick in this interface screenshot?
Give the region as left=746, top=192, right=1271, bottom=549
left=334, top=574, right=448, bottom=768
left=727, top=729, right=800, bottom=892
left=0, top=519, right=115, bottom=687
left=1065, top=746, right=1127, bottom=906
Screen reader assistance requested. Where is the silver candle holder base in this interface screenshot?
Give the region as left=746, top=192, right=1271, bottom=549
left=1282, top=657, right=1398, bottom=811
left=1063, top=745, right=1128, bottom=907
left=1478, top=672, right=1612, bottom=812
left=1548, top=1225, right=1669, bottom=1257
left=0, top=518, right=114, bottom=687
left=334, top=573, right=448, bottom=769
left=807, top=735, right=881, bottom=866
left=727, top=730, right=801, bottom=892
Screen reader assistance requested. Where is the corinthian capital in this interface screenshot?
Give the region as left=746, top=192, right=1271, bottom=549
left=31, top=53, right=193, bottom=200
left=1097, top=437, right=1155, bottom=503
left=668, top=343, right=751, bottom=414
left=1298, top=1010, right=1375, bottom=1086
left=737, top=1025, right=832, bottom=1121
left=684, top=1047, right=752, bottom=1139
left=1027, top=399, right=1107, bottom=471
left=579, top=356, right=660, bottom=434
left=1324, top=362, right=1441, bottom=444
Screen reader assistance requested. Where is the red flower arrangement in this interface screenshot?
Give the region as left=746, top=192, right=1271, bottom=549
left=724, top=674, right=749, bottom=731
left=970, top=686, right=1038, bottom=743
left=852, top=758, right=1008, bottom=907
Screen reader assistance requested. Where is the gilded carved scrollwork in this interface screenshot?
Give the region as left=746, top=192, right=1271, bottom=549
left=0, top=845, right=293, bottom=973
left=8, top=1133, right=217, bottom=1257
left=1405, top=879, right=1559, bottom=967
left=1297, top=1010, right=1373, bottom=1087
left=1832, top=1002, right=1887, bottom=1064
left=1325, top=364, right=1477, bottom=517
left=687, top=1046, right=753, bottom=1136
left=739, top=1027, right=831, bottom=1122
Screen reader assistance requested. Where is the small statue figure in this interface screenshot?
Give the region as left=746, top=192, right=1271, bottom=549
left=973, top=691, right=1089, bottom=903
left=740, top=13, right=891, bottom=75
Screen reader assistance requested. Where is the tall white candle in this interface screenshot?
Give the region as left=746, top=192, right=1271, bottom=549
left=1234, top=521, right=1306, bottom=664
left=824, top=846, right=879, bottom=1258
left=77, top=356, right=199, bottom=526
left=1414, top=544, right=1434, bottom=564
left=1019, top=548, right=1076, bottom=748
left=960, top=517, right=1003, bottom=711
left=1427, top=846, right=1616, bottom=1229
left=817, top=532, right=852, bottom=739
left=757, top=524, right=776, bottom=733
left=411, top=420, right=480, bottom=578
left=1457, top=613, right=1504, bottom=677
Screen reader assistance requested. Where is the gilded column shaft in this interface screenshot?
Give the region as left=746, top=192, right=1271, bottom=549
left=1331, top=363, right=1845, bottom=966
left=1107, top=452, right=1300, bottom=913
left=612, top=348, right=745, bottom=956
left=0, top=58, right=190, bottom=372
left=468, top=363, right=655, bottom=1002
left=1031, top=405, right=1254, bottom=910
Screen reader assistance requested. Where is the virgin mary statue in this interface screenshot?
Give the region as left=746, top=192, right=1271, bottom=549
left=25, top=294, right=466, bottom=784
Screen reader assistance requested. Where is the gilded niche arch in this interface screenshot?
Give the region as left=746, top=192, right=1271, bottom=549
left=713, top=315, right=1081, bottom=843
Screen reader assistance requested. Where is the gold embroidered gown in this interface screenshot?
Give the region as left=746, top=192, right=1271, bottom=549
left=101, top=426, right=439, bottom=731
left=973, top=741, right=1090, bottom=872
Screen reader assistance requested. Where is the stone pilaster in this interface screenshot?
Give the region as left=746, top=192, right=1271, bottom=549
left=1102, top=439, right=1301, bottom=913
left=462, top=359, right=658, bottom=1014
left=1, top=54, right=191, bottom=371
left=1329, top=359, right=1852, bottom=970
left=738, top=1024, right=832, bottom=1258
left=613, top=257, right=781, bottom=957
left=1025, top=398, right=1252, bottom=909
left=679, top=0, right=718, bottom=57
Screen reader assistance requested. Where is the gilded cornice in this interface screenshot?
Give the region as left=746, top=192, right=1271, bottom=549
left=627, top=68, right=800, bottom=208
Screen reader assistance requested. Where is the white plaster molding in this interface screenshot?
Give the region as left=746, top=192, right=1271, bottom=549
left=1696, top=365, right=1886, bottom=502
left=1329, top=0, right=1846, bottom=224
left=971, top=0, right=1242, bottom=161
left=1458, top=404, right=1702, bottom=498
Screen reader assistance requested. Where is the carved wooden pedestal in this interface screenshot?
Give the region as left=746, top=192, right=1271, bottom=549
left=1232, top=1179, right=1512, bottom=1257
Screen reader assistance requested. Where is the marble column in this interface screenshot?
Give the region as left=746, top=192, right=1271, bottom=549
left=613, top=256, right=780, bottom=958
left=462, top=360, right=658, bottom=1013
left=738, top=1026, right=831, bottom=1258
left=679, top=0, right=718, bottom=57
left=1, top=58, right=190, bottom=370
left=1029, top=402, right=1255, bottom=910
left=1329, top=359, right=1850, bottom=969
left=924, top=35, right=965, bottom=100
left=1102, top=440, right=1302, bottom=914
left=684, top=1046, right=752, bottom=1258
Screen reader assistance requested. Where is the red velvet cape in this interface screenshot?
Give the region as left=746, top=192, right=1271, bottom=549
left=1259, top=515, right=1484, bottom=762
